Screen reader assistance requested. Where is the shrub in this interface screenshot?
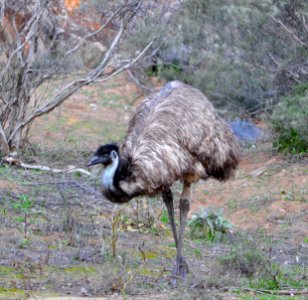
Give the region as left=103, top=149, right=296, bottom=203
left=271, top=83, right=308, bottom=154
left=219, top=241, right=265, bottom=276
left=188, top=208, right=233, bottom=241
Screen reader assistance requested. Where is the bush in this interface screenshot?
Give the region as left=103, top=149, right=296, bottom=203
left=219, top=241, right=265, bottom=276
left=188, top=208, right=233, bottom=241
left=271, top=83, right=308, bottom=154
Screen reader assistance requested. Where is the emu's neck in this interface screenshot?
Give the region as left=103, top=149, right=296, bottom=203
left=102, top=155, right=120, bottom=192
left=101, top=152, right=143, bottom=204
left=101, top=153, right=132, bottom=203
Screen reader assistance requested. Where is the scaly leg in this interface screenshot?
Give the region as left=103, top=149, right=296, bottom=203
left=174, top=182, right=191, bottom=278
left=162, top=189, right=178, bottom=248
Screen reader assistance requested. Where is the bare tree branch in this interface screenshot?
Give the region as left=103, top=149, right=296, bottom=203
left=0, top=0, right=5, bottom=24
left=127, top=69, right=154, bottom=92
left=62, top=6, right=123, bottom=59
left=0, top=1, right=44, bottom=80
left=0, top=122, right=7, bottom=144
left=95, top=40, right=154, bottom=83
left=271, top=16, right=308, bottom=49
left=8, top=23, right=126, bottom=142
left=0, top=0, right=163, bottom=153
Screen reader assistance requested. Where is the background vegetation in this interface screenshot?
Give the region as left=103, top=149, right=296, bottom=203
left=126, top=0, right=308, bottom=154
left=137, top=0, right=308, bottom=110
left=271, top=83, right=308, bottom=154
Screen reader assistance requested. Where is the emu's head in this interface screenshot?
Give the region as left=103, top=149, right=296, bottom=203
left=87, top=143, right=119, bottom=167
left=87, top=143, right=132, bottom=204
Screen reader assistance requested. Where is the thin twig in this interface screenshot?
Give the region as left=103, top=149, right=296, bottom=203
left=127, top=70, right=154, bottom=92
left=94, top=39, right=154, bottom=83
left=62, top=6, right=123, bottom=59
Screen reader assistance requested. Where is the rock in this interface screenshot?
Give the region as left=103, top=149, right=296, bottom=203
left=250, top=166, right=266, bottom=177
left=229, top=120, right=262, bottom=141
left=80, top=287, right=88, bottom=296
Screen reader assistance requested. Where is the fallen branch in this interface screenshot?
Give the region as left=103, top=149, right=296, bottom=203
left=219, top=286, right=308, bottom=296
left=3, top=156, right=90, bottom=175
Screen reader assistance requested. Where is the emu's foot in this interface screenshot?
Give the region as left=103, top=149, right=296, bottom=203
left=167, top=255, right=189, bottom=287
left=172, top=254, right=189, bottom=279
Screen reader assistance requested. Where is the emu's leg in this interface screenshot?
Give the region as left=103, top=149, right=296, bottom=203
left=174, top=182, right=191, bottom=278
left=162, top=189, right=179, bottom=248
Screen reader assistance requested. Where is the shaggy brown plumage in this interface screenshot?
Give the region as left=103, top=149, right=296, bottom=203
left=119, top=81, right=240, bottom=198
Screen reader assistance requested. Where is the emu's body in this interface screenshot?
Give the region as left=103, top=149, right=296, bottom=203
left=88, top=81, right=240, bottom=278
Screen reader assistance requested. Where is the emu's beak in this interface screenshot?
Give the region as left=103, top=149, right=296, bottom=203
left=87, top=155, right=105, bottom=166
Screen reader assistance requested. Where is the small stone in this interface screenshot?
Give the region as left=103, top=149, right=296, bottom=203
left=80, top=287, right=88, bottom=296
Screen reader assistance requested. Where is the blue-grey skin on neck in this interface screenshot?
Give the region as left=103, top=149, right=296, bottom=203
left=102, top=150, right=119, bottom=192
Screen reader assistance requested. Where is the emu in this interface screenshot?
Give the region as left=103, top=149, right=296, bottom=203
left=87, top=81, right=240, bottom=278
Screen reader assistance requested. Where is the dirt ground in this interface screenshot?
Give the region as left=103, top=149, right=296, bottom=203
left=0, top=74, right=307, bottom=300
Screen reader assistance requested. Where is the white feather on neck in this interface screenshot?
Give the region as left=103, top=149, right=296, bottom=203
left=102, top=151, right=119, bottom=191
